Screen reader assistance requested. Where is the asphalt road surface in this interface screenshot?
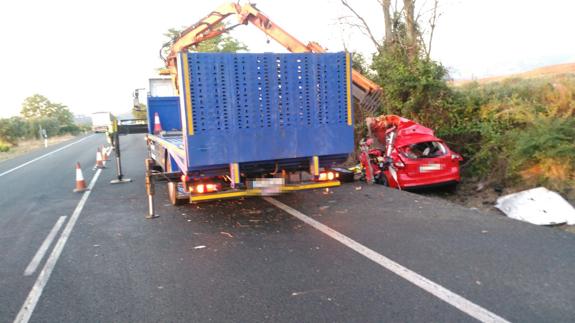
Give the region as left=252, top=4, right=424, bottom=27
left=1, top=133, right=574, bottom=322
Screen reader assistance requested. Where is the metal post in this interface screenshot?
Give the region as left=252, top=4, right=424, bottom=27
left=110, top=131, right=132, bottom=184
left=145, top=158, right=158, bottom=219
left=41, top=128, right=48, bottom=148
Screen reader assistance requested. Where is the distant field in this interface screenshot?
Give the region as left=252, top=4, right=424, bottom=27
left=452, top=62, right=575, bottom=86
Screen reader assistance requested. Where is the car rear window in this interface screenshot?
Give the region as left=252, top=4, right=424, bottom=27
left=399, top=141, right=447, bottom=159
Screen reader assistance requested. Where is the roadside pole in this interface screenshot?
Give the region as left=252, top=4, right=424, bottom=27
left=40, top=128, right=48, bottom=148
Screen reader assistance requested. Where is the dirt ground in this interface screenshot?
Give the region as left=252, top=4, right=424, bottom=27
left=0, top=135, right=76, bottom=162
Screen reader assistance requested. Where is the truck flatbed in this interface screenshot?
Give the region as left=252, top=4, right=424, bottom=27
left=145, top=52, right=352, bottom=204
left=148, top=134, right=185, bottom=157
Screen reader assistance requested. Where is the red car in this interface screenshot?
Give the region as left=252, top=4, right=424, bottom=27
left=361, top=116, right=463, bottom=189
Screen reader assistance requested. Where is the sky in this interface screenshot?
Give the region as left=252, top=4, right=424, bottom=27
left=0, top=0, right=574, bottom=118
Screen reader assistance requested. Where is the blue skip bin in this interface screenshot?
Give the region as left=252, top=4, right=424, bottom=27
left=175, top=52, right=354, bottom=170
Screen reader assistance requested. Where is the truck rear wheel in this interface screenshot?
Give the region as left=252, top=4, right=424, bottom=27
left=166, top=158, right=188, bottom=206
left=168, top=181, right=188, bottom=206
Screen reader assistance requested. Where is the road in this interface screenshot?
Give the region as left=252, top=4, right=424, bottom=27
left=1, top=133, right=574, bottom=322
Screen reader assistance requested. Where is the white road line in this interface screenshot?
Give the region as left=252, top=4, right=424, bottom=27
left=0, top=135, right=94, bottom=178
left=14, top=169, right=102, bottom=323
left=23, top=216, right=67, bottom=276
left=263, top=197, right=510, bottom=323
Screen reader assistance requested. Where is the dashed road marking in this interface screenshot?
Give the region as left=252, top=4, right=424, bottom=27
left=14, top=168, right=102, bottom=323
left=23, top=216, right=67, bottom=276
left=264, top=197, right=510, bottom=323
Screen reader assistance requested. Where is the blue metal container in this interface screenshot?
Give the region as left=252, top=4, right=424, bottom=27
left=147, top=96, right=181, bottom=133
left=150, top=52, right=354, bottom=172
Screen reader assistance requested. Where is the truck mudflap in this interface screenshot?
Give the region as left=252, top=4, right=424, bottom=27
left=189, top=181, right=341, bottom=203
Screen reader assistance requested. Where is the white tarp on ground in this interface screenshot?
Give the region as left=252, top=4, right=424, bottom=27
left=495, top=187, right=575, bottom=225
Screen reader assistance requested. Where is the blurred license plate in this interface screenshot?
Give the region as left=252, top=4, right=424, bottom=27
left=420, top=164, right=442, bottom=172
left=251, top=178, right=285, bottom=195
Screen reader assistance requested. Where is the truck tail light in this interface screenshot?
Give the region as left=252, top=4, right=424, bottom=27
left=191, top=183, right=219, bottom=194
left=318, top=171, right=337, bottom=181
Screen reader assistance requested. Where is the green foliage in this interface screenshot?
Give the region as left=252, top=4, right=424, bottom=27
left=194, top=33, right=248, bottom=53
left=0, top=117, right=30, bottom=145
left=0, top=95, right=80, bottom=146
left=372, top=51, right=451, bottom=122
left=29, top=117, right=60, bottom=137
left=58, top=124, right=82, bottom=136
left=444, top=76, right=575, bottom=195
left=0, top=143, right=9, bottom=152
left=350, top=52, right=372, bottom=79
left=20, top=94, right=74, bottom=126
left=163, top=24, right=248, bottom=55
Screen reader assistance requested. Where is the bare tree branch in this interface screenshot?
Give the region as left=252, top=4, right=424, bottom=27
left=425, top=0, right=439, bottom=59
left=340, top=0, right=383, bottom=51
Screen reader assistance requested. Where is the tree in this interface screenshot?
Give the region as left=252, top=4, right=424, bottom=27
left=162, top=24, right=248, bottom=57
left=339, top=0, right=439, bottom=58
left=339, top=0, right=448, bottom=123
left=20, top=94, right=74, bottom=126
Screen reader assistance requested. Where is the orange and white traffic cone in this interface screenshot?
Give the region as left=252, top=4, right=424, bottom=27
left=153, top=112, right=162, bottom=135
left=73, top=162, right=88, bottom=192
left=95, top=148, right=106, bottom=169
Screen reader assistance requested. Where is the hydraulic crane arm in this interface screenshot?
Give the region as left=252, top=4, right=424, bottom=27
left=162, top=2, right=382, bottom=115
left=161, top=3, right=241, bottom=86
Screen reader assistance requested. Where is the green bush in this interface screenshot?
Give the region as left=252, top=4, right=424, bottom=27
left=58, top=124, right=81, bottom=135
left=445, top=76, right=575, bottom=193
left=0, top=143, right=10, bottom=152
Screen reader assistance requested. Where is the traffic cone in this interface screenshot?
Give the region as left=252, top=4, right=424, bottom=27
left=73, top=162, right=88, bottom=192
left=95, top=148, right=105, bottom=169
left=153, top=112, right=162, bottom=135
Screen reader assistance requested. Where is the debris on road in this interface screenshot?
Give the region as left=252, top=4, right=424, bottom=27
left=193, top=245, right=206, bottom=249
left=495, top=187, right=575, bottom=225
left=220, top=232, right=234, bottom=238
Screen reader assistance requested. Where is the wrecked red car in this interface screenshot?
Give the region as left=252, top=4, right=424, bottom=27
left=361, top=115, right=463, bottom=189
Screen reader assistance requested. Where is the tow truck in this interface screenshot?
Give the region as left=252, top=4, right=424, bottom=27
left=141, top=3, right=383, bottom=217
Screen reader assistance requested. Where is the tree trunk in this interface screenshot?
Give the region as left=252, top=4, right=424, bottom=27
left=382, top=0, right=393, bottom=47
left=404, top=0, right=418, bottom=61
